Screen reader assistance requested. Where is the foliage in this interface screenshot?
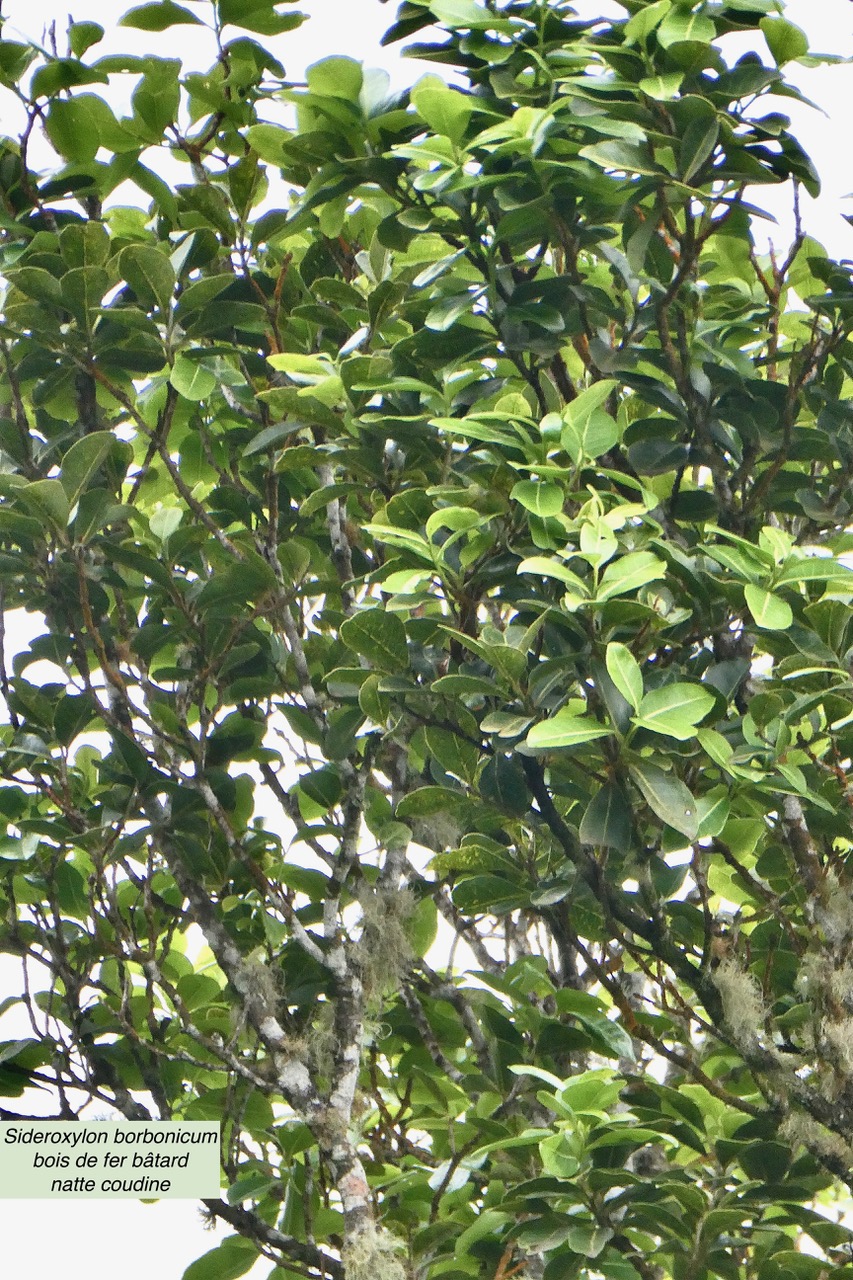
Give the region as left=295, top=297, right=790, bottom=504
left=2, top=1, right=853, bottom=1278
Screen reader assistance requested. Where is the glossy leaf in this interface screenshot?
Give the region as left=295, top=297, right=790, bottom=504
left=605, top=642, right=643, bottom=713
left=744, top=584, right=794, bottom=631
left=630, top=761, right=699, bottom=839
left=525, top=712, right=612, bottom=750
left=631, top=683, right=716, bottom=741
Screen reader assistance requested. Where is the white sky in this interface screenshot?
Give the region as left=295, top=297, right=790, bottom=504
left=1, top=0, right=852, bottom=1276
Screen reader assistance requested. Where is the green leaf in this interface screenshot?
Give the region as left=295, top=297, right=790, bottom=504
left=775, top=556, right=853, bottom=586
left=31, top=58, right=108, bottom=97
left=760, top=16, right=809, bottom=65
left=341, top=610, right=408, bottom=672
left=149, top=506, right=182, bottom=544
left=525, top=712, right=612, bottom=750
left=561, top=384, right=620, bottom=462
left=396, top=786, right=465, bottom=818
left=59, top=432, right=115, bottom=506
left=429, top=0, right=491, bottom=28
left=120, top=244, right=176, bottom=314
left=632, top=683, right=716, bottom=741
left=433, top=674, right=499, bottom=697
left=744, top=585, right=793, bottom=631
left=579, top=520, right=618, bottom=567
left=412, top=77, right=472, bottom=143
left=425, top=292, right=481, bottom=331
left=408, top=897, right=438, bottom=957
left=638, top=73, right=683, bottom=101
left=566, top=1223, right=615, bottom=1258
left=16, top=479, right=71, bottom=530
left=8, top=267, right=63, bottom=307
left=306, top=56, right=362, bottom=101
left=579, top=782, right=632, bottom=849
left=61, top=267, right=110, bottom=328
left=73, top=490, right=130, bottom=544
left=68, top=22, right=105, bottom=56
left=225, top=1171, right=278, bottom=1204
left=625, top=0, right=672, bottom=44
left=517, top=557, right=590, bottom=598
left=456, top=1210, right=515, bottom=1255
left=219, top=0, right=303, bottom=33
left=511, top=480, right=564, bottom=518
left=579, top=140, right=661, bottom=177
left=131, top=61, right=181, bottom=138
left=181, top=1236, right=258, bottom=1280
left=479, top=755, right=529, bottom=816
left=657, top=8, right=715, bottom=47
left=120, top=1, right=204, bottom=30
left=242, top=422, right=305, bottom=457
left=605, top=643, right=643, bottom=712
left=697, top=728, right=734, bottom=769
left=453, top=874, right=527, bottom=913
left=697, top=787, right=730, bottom=839
left=680, top=117, right=719, bottom=183
left=597, top=551, right=666, bottom=601
left=630, top=760, right=698, bottom=839
left=45, top=97, right=102, bottom=162
left=174, top=273, right=234, bottom=317
left=170, top=356, right=217, bottom=401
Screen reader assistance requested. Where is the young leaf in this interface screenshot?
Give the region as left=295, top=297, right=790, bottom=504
left=605, top=643, right=643, bottom=713
left=170, top=357, right=216, bottom=402
left=744, top=585, right=793, bottom=631
left=412, top=78, right=472, bottom=144
left=511, top=480, right=564, bottom=518
left=631, top=683, right=716, bottom=741
left=517, top=557, right=590, bottom=598
left=525, top=712, right=612, bottom=750
left=597, top=552, right=666, bottom=601
left=429, top=0, right=491, bottom=28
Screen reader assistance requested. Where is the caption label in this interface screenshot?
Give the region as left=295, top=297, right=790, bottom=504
left=0, top=1122, right=220, bottom=1198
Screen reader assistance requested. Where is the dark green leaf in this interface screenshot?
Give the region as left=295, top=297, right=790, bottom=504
left=579, top=782, right=632, bottom=849
left=630, top=761, right=698, bottom=839
left=341, top=610, right=408, bottom=672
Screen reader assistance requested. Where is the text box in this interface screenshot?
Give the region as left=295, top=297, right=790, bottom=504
left=0, top=1122, right=221, bottom=1198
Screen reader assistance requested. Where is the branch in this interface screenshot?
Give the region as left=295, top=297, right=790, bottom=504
left=399, top=983, right=465, bottom=1084
left=202, top=1199, right=344, bottom=1280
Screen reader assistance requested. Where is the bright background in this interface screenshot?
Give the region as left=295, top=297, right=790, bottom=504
left=0, top=0, right=851, bottom=1275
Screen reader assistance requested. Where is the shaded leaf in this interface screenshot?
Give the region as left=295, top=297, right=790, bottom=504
left=579, top=782, right=632, bottom=849
left=630, top=760, right=698, bottom=839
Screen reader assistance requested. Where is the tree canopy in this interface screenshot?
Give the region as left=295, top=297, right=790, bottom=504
left=2, top=1, right=853, bottom=1277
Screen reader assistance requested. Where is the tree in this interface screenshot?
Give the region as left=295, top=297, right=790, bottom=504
left=2, top=0, right=853, bottom=1275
